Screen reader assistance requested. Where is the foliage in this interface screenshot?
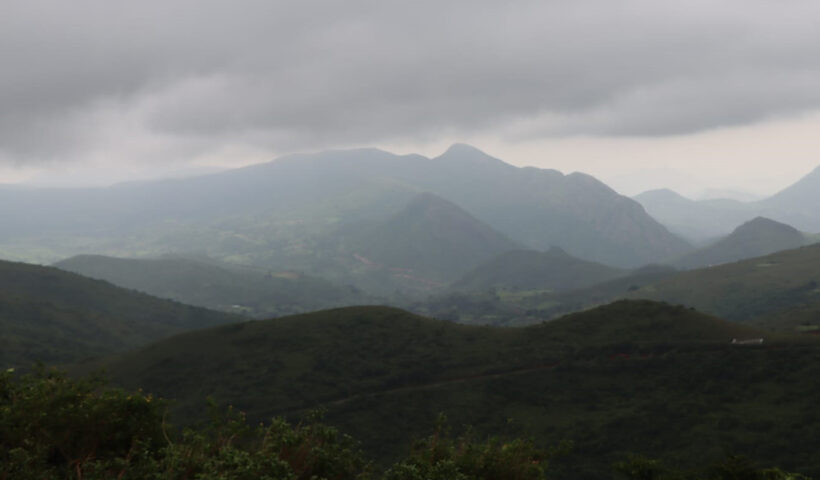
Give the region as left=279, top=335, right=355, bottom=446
left=613, top=454, right=811, bottom=480
left=0, top=368, right=369, bottom=480
left=0, top=366, right=165, bottom=479
left=383, top=415, right=565, bottom=480
left=1, top=367, right=814, bottom=480
left=0, top=259, right=237, bottom=368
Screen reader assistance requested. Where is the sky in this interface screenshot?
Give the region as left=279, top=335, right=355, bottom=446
left=2, top=0, right=820, bottom=198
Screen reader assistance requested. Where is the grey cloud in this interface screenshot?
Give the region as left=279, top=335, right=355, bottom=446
left=3, top=0, right=820, bottom=165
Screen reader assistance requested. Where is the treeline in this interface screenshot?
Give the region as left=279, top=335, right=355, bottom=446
left=0, top=369, right=809, bottom=480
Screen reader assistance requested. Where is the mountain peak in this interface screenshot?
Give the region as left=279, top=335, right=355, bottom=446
left=442, top=143, right=486, bottom=155
left=435, top=144, right=509, bottom=167
left=673, top=216, right=805, bottom=269
left=734, top=216, right=800, bottom=236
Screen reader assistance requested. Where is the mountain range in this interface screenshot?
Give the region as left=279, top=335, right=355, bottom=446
left=0, top=145, right=689, bottom=275
left=635, top=164, right=820, bottom=242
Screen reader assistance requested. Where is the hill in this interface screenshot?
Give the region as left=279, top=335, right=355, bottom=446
left=424, top=243, right=820, bottom=330
left=92, top=301, right=820, bottom=479
left=338, top=193, right=520, bottom=284
left=451, top=247, right=626, bottom=293
left=627, top=243, right=820, bottom=329
left=54, top=254, right=368, bottom=318
left=0, top=259, right=238, bottom=368
left=0, top=144, right=690, bottom=271
left=672, top=217, right=810, bottom=269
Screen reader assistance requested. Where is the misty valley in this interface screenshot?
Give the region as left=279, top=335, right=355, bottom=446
left=3, top=145, right=820, bottom=479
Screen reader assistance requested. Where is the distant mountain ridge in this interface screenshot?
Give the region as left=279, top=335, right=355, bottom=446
left=672, top=217, right=810, bottom=269
left=0, top=144, right=689, bottom=271
left=635, top=164, right=820, bottom=242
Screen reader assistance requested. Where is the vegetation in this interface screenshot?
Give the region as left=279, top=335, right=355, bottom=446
left=82, top=302, right=820, bottom=479
left=2, top=369, right=808, bottom=480
left=0, top=260, right=238, bottom=368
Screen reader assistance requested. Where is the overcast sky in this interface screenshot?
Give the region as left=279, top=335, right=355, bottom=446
left=2, top=0, right=820, bottom=197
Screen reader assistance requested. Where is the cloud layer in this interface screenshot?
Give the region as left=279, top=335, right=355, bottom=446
left=3, top=0, right=820, bottom=168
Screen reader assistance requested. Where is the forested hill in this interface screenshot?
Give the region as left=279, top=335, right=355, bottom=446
left=89, top=301, right=820, bottom=478
left=0, top=259, right=238, bottom=367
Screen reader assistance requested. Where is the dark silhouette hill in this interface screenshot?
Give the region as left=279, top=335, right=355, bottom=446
left=0, top=259, right=237, bottom=367
left=90, top=301, right=820, bottom=478
left=672, top=217, right=810, bottom=269
left=451, top=247, right=626, bottom=292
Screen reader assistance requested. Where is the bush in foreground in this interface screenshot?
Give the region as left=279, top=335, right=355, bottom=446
left=0, top=368, right=811, bottom=480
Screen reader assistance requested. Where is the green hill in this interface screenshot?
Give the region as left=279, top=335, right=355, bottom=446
left=672, top=217, right=811, bottom=269
left=0, top=259, right=238, bottom=368
left=54, top=254, right=369, bottom=318
left=451, top=247, right=626, bottom=293
left=90, top=301, right=820, bottom=478
left=628, top=243, right=820, bottom=330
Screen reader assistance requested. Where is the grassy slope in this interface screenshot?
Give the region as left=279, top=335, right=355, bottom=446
left=0, top=259, right=238, bottom=367
left=54, top=254, right=369, bottom=318
left=94, top=301, right=820, bottom=479
left=628, top=243, right=820, bottom=328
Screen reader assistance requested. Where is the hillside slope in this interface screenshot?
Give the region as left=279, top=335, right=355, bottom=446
left=92, top=302, right=820, bottom=478
left=0, top=260, right=238, bottom=367
left=339, top=193, right=520, bottom=283
left=628, top=243, right=820, bottom=328
left=54, top=254, right=368, bottom=318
